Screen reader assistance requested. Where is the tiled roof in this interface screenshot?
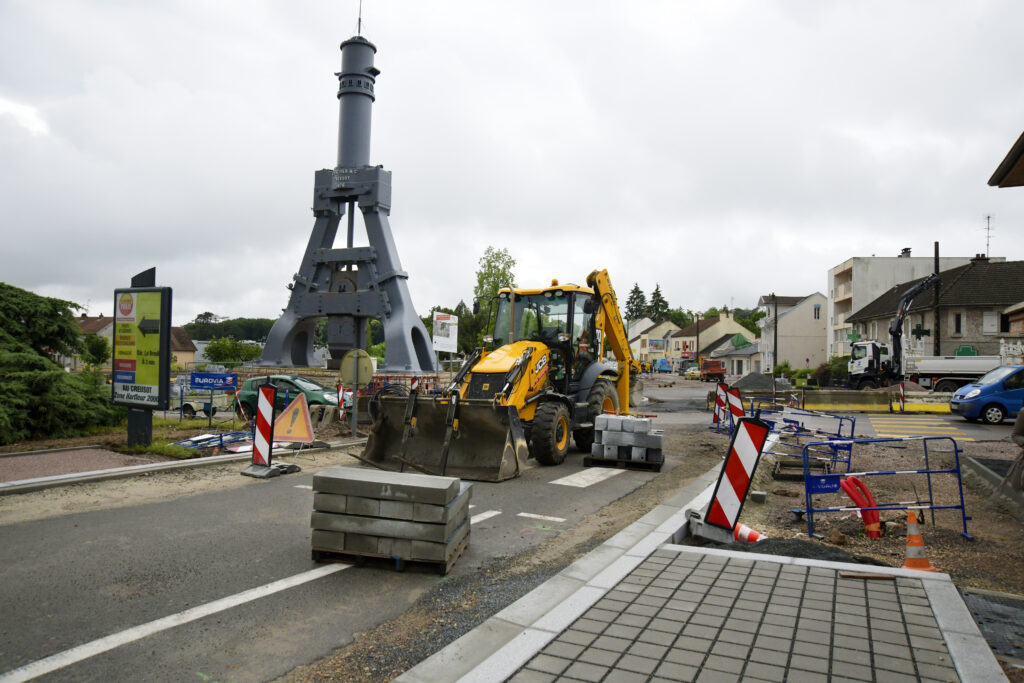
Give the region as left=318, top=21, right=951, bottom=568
left=672, top=317, right=719, bottom=337
left=76, top=315, right=113, bottom=335
left=847, top=259, right=1024, bottom=323
left=757, top=295, right=804, bottom=307
left=171, top=327, right=197, bottom=353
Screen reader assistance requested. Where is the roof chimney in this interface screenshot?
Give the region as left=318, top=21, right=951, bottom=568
left=899, top=247, right=912, bottom=258
left=971, top=253, right=989, bottom=263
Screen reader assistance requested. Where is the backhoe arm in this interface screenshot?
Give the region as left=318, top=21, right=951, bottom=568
left=587, top=269, right=641, bottom=413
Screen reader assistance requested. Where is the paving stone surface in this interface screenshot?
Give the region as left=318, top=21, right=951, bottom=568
left=513, top=548, right=962, bottom=681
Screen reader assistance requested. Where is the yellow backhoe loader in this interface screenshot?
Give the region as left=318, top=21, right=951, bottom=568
left=361, top=269, right=641, bottom=481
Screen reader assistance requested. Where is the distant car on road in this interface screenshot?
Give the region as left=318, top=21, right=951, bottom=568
left=683, top=367, right=701, bottom=380
left=234, top=374, right=349, bottom=420
left=949, top=365, right=1024, bottom=425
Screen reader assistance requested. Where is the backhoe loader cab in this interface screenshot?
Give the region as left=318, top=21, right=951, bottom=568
left=362, top=270, right=639, bottom=481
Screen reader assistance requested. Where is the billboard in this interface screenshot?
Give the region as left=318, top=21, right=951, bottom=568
left=432, top=312, right=459, bottom=353
left=111, top=287, right=172, bottom=409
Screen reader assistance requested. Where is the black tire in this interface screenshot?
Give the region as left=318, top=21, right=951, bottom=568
left=934, top=380, right=959, bottom=393
left=858, top=379, right=879, bottom=390
left=574, top=380, right=619, bottom=452
left=182, top=405, right=195, bottom=418
left=530, top=401, right=571, bottom=466
left=982, top=404, right=1005, bottom=425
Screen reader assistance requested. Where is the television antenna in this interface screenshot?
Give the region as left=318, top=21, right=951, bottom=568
left=984, top=215, right=994, bottom=256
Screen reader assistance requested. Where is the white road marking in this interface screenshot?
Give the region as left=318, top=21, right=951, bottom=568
left=294, top=484, right=313, bottom=490
left=471, top=510, right=502, bottom=524
left=517, top=512, right=566, bottom=523
left=549, top=468, right=625, bottom=488
left=0, top=564, right=349, bottom=683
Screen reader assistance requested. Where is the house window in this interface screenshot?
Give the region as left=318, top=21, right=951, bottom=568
left=954, top=313, right=962, bottom=335
left=1001, top=314, right=1011, bottom=334
left=736, top=359, right=743, bottom=375
left=813, top=304, right=821, bottom=320
left=983, top=311, right=998, bottom=334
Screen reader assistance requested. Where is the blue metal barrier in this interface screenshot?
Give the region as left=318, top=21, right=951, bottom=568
left=792, top=435, right=971, bottom=539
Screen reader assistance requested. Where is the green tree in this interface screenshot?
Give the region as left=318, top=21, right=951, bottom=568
left=734, top=308, right=765, bottom=338
left=474, top=246, right=517, bottom=301
left=81, top=333, right=111, bottom=368
left=647, top=284, right=669, bottom=321
left=0, top=283, right=123, bottom=444
left=184, top=312, right=223, bottom=340
left=624, top=284, right=647, bottom=322
left=203, top=337, right=263, bottom=364
left=665, top=307, right=693, bottom=329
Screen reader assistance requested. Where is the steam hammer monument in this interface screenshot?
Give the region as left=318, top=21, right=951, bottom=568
left=260, top=35, right=436, bottom=372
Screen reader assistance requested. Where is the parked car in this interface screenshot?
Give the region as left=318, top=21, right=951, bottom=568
left=683, top=367, right=701, bottom=380
left=234, top=375, right=349, bottom=419
left=949, top=365, right=1024, bottom=425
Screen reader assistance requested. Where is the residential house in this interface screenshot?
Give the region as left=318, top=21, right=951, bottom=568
left=68, top=313, right=115, bottom=370
left=758, top=293, right=828, bottom=372
left=632, top=321, right=681, bottom=364
left=826, top=250, right=1003, bottom=358
left=668, top=312, right=754, bottom=370
left=845, top=256, right=1024, bottom=359
left=626, top=317, right=656, bottom=359
left=710, top=336, right=761, bottom=376
left=171, top=328, right=198, bottom=367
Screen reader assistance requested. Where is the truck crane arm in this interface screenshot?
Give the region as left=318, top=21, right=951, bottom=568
left=889, top=272, right=941, bottom=379
left=587, top=269, right=641, bottom=412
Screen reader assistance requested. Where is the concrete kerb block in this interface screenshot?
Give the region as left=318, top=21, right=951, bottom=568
left=598, top=414, right=624, bottom=432
left=621, top=416, right=652, bottom=434
left=631, top=446, right=646, bottom=461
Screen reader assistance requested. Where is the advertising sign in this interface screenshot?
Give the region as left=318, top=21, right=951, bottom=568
left=432, top=312, right=459, bottom=353
left=111, top=287, right=172, bottom=409
left=189, top=372, right=238, bottom=391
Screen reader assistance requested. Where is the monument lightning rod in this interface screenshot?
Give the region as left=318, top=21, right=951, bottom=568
left=259, top=35, right=436, bottom=372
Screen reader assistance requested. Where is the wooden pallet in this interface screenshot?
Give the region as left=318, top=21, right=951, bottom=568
left=311, top=534, right=469, bottom=575
left=583, top=455, right=663, bottom=472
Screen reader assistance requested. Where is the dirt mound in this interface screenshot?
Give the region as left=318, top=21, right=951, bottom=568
left=729, top=538, right=890, bottom=566
left=731, top=374, right=790, bottom=392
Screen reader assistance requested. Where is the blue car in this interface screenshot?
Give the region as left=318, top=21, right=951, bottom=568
left=950, top=365, right=1024, bottom=424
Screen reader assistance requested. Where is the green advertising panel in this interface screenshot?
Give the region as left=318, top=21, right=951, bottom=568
left=111, top=287, right=172, bottom=409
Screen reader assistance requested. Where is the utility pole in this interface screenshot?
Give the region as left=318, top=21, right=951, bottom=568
left=933, top=241, right=941, bottom=356
left=772, top=293, right=778, bottom=374
left=695, top=313, right=701, bottom=369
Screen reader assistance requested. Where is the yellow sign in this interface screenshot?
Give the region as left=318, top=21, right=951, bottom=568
left=273, top=393, right=315, bottom=443
left=111, top=287, right=171, bottom=409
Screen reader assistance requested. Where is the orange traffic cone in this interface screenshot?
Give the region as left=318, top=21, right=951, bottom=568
left=734, top=523, right=765, bottom=543
left=900, top=510, right=937, bottom=572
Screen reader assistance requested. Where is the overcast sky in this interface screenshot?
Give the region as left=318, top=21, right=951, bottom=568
left=2, top=1, right=1023, bottom=327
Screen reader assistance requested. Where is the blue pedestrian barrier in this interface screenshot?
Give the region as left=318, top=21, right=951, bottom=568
left=791, top=435, right=971, bottom=539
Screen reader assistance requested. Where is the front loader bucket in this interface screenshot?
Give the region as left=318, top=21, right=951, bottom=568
left=361, top=396, right=530, bottom=482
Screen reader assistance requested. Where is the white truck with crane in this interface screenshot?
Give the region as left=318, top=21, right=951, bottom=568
left=848, top=273, right=1004, bottom=391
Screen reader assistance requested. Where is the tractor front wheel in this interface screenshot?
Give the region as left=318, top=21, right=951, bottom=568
left=531, top=401, right=571, bottom=466
left=574, top=380, right=619, bottom=453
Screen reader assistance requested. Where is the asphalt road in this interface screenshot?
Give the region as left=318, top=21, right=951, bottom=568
left=0, top=447, right=672, bottom=681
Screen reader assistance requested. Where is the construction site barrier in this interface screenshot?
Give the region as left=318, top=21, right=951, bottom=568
left=753, top=404, right=857, bottom=476
left=793, top=436, right=971, bottom=540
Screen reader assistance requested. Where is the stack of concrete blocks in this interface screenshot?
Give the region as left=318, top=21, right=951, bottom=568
left=310, top=467, right=471, bottom=573
left=590, top=414, right=664, bottom=467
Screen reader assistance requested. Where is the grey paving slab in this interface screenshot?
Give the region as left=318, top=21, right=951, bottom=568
left=397, top=464, right=1006, bottom=683
left=312, top=466, right=460, bottom=504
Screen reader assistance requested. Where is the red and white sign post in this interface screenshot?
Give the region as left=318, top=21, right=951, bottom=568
left=726, top=387, right=745, bottom=432
left=899, top=382, right=906, bottom=413
left=241, top=384, right=299, bottom=478
left=689, top=415, right=771, bottom=544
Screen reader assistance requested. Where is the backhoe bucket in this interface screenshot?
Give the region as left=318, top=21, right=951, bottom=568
left=361, top=396, right=530, bottom=482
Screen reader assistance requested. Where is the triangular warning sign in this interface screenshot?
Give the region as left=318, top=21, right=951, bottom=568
left=273, top=393, right=315, bottom=443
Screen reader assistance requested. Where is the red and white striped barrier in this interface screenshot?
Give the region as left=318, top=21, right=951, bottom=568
left=727, top=388, right=745, bottom=424
left=689, top=416, right=771, bottom=544
left=241, top=383, right=300, bottom=478
left=899, top=382, right=905, bottom=413
left=252, top=384, right=276, bottom=467
left=713, top=383, right=728, bottom=425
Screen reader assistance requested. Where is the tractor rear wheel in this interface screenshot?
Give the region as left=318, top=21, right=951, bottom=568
left=531, top=401, right=571, bottom=466
left=574, top=380, right=619, bottom=453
